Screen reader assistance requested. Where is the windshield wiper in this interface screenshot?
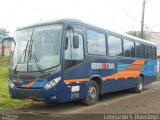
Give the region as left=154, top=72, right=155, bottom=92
left=31, top=53, right=45, bottom=74
left=27, top=38, right=45, bottom=74
left=14, top=39, right=30, bottom=73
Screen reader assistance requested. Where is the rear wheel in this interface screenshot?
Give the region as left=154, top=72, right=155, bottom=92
left=81, top=80, right=99, bottom=106
left=134, top=76, right=144, bottom=93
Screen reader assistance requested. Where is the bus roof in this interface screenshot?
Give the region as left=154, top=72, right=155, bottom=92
left=17, top=18, right=156, bottom=46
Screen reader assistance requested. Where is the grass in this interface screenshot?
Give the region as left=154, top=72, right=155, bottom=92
left=157, top=74, right=160, bottom=81
left=0, top=56, right=33, bottom=108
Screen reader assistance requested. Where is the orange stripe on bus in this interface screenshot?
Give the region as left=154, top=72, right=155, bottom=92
left=64, top=78, right=88, bottom=84
left=20, top=81, right=37, bottom=88
left=102, top=60, right=145, bottom=80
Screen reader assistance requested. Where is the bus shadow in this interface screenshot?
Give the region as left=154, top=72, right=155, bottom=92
left=99, top=88, right=148, bottom=102
left=19, top=88, right=149, bottom=115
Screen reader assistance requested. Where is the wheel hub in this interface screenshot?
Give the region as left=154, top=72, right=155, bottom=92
left=139, top=81, right=143, bottom=90
left=89, top=86, right=97, bottom=100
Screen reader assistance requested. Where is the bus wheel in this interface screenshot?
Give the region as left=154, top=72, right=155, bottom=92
left=81, top=80, right=99, bottom=106
left=134, top=76, right=144, bottom=93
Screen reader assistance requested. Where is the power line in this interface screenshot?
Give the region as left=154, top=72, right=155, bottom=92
left=146, top=0, right=151, bottom=3
left=151, top=24, right=160, bottom=30
left=111, top=1, right=149, bottom=29
left=111, top=1, right=140, bottom=24
left=111, top=1, right=160, bottom=39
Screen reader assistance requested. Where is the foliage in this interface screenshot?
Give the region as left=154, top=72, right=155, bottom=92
left=126, top=31, right=152, bottom=40
left=157, top=74, right=160, bottom=81
left=0, top=28, right=9, bottom=40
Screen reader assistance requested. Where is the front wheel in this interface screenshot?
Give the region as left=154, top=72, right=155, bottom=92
left=81, top=80, right=99, bottom=106
left=134, top=76, right=144, bottom=93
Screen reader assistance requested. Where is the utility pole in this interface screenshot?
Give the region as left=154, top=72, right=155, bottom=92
left=141, top=0, right=146, bottom=39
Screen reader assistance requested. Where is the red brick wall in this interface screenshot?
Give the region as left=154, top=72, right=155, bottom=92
left=0, top=47, right=11, bottom=56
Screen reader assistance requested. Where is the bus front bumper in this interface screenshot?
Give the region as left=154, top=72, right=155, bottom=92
left=9, top=86, right=61, bottom=102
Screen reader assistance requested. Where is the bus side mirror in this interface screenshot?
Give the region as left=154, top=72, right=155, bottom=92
left=73, top=35, right=79, bottom=48
left=2, top=37, right=14, bottom=43
left=65, top=37, right=68, bottom=50
left=1, top=37, right=15, bottom=56
left=2, top=37, right=15, bottom=45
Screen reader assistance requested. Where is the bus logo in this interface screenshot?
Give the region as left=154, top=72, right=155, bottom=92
left=91, top=63, right=115, bottom=70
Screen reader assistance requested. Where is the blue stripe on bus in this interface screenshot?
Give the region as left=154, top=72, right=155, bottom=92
left=117, top=63, right=131, bottom=71
left=142, top=61, right=157, bottom=76
left=31, top=80, right=47, bottom=88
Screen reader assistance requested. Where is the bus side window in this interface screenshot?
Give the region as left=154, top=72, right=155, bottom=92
left=71, top=33, right=84, bottom=60
left=65, top=30, right=72, bottom=60
left=123, top=39, right=135, bottom=58
left=146, top=46, right=153, bottom=59
left=135, top=42, right=141, bottom=58
left=152, top=47, right=156, bottom=60
left=87, top=29, right=106, bottom=55
left=141, top=44, right=145, bottom=59
left=108, top=35, right=122, bottom=56
left=64, top=30, right=84, bottom=70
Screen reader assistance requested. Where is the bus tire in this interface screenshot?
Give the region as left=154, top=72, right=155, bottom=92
left=81, top=80, right=99, bottom=106
left=134, top=76, right=144, bottom=93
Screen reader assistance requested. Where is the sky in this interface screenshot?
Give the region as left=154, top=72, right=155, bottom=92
left=0, top=0, right=160, bottom=36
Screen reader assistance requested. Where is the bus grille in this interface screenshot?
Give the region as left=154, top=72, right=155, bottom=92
left=10, top=73, right=50, bottom=81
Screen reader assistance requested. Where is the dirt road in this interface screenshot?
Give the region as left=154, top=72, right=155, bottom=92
left=1, top=81, right=160, bottom=120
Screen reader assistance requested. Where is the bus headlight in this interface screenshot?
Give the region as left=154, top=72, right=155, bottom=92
left=8, top=80, right=15, bottom=88
left=44, top=77, right=61, bottom=90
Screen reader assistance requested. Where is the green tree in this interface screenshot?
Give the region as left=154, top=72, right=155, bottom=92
left=0, top=28, right=9, bottom=40
left=126, top=31, right=151, bottom=40
left=126, top=31, right=141, bottom=38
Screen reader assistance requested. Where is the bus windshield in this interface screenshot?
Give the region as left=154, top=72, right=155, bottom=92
left=9, top=24, right=63, bottom=72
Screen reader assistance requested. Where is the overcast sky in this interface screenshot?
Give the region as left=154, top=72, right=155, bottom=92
left=0, top=0, right=160, bottom=36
